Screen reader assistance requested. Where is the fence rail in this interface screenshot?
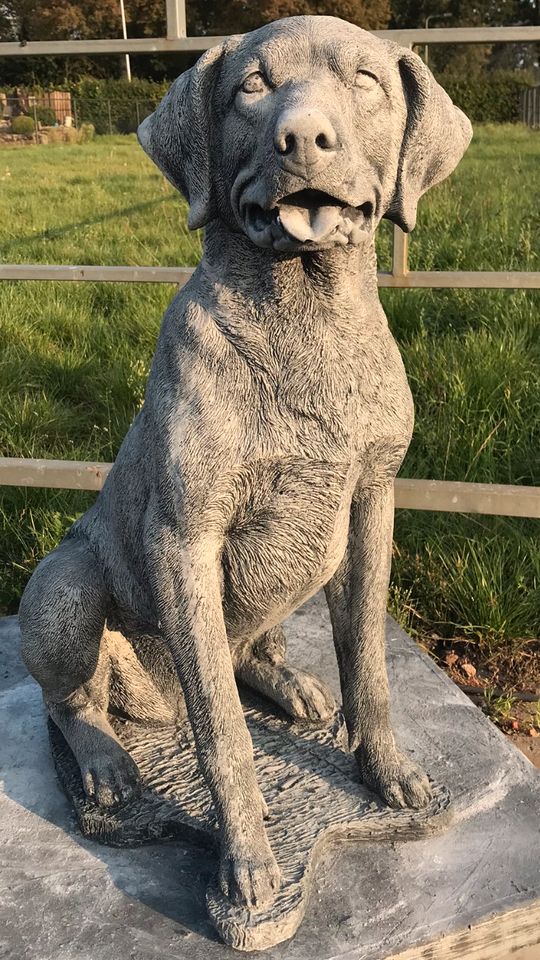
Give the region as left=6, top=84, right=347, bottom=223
left=1, top=25, right=540, bottom=56
left=2, top=264, right=540, bottom=289
left=1, top=458, right=539, bottom=518
left=1, top=21, right=539, bottom=521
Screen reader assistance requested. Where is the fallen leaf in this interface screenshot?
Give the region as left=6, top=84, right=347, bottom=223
left=511, top=720, right=520, bottom=731
left=445, top=652, right=458, bottom=667
left=461, top=661, right=477, bottom=678
left=529, top=728, right=538, bottom=738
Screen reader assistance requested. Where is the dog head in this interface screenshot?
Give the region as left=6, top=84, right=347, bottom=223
left=139, top=16, right=472, bottom=253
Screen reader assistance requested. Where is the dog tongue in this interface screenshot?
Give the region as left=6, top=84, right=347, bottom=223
left=278, top=201, right=342, bottom=242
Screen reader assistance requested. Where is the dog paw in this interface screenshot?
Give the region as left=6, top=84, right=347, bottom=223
left=81, top=747, right=141, bottom=809
left=356, top=747, right=432, bottom=810
left=279, top=667, right=337, bottom=724
left=218, top=842, right=281, bottom=909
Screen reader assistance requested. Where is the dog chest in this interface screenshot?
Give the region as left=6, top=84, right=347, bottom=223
left=221, top=457, right=355, bottom=637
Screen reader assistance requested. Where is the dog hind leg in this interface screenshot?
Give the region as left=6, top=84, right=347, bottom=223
left=105, top=624, right=186, bottom=726
left=19, top=539, right=141, bottom=808
left=235, top=625, right=336, bottom=724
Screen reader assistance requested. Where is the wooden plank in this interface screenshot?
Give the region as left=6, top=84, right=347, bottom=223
left=0, top=264, right=194, bottom=284
left=377, top=271, right=540, bottom=289
left=392, top=226, right=409, bottom=278
left=1, top=26, right=539, bottom=56
left=394, top=478, right=540, bottom=518
left=374, top=26, right=540, bottom=44
left=2, top=265, right=540, bottom=289
left=387, top=901, right=540, bottom=960
left=165, top=0, right=186, bottom=40
left=0, top=458, right=111, bottom=492
left=1, top=459, right=539, bottom=519
left=0, top=37, right=223, bottom=56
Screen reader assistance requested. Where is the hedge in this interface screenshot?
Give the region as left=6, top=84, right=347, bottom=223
left=63, top=72, right=540, bottom=127
left=2, top=71, right=535, bottom=132
left=1, top=78, right=169, bottom=135
left=10, top=115, right=35, bottom=136
left=437, top=72, right=533, bottom=124
left=66, top=78, right=170, bottom=134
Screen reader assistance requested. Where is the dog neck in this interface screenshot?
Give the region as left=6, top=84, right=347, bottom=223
left=202, top=220, right=380, bottom=312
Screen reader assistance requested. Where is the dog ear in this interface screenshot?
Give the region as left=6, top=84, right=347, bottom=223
left=384, top=48, right=472, bottom=233
left=137, top=42, right=231, bottom=230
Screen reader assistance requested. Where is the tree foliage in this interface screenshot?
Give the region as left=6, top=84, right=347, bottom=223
left=0, top=0, right=391, bottom=43
left=200, top=0, right=391, bottom=33
left=0, top=0, right=392, bottom=84
left=0, top=0, right=537, bottom=84
left=390, top=0, right=539, bottom=74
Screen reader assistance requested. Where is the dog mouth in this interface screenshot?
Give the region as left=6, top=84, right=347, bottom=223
left=243, top=189, right=374, bottom=250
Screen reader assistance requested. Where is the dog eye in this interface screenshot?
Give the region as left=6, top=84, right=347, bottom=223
left=354, top=70, right=379, bottom=90
left=241, top=72, right=269, bottom=95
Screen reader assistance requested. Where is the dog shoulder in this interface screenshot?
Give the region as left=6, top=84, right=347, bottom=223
left=140, top=284, right=243, bottom=492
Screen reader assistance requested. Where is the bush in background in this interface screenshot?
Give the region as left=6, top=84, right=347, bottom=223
left=440, top=71, right=533, bottom=124
left=35, top=106, right=57, bottom=126
left=77, top=122, right=95, bottom=143
left=69, top=78, right=169, bottom=134
left=64, top=71, right=540, bottom=127
left=2, top=69, right=536, bottom=134
left=10, top=115, right=35, bottom=136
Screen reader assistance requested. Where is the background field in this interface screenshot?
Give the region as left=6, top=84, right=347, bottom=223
left=0, top=125, right=539, bottom=697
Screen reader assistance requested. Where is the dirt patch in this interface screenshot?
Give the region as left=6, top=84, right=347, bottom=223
left=418, top=633, right=540, bottom=768
left=511, top=730, right=540, bottom=768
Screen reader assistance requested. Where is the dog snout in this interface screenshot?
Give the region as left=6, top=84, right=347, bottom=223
left=273, top=108, right=338, bottom=175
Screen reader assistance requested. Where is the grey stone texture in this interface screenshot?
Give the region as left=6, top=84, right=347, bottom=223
left=16, top=18, right=474, bottom=927
left=1, top=599, right=539, bottom=959
left=46, top=657, right=452, bottom=950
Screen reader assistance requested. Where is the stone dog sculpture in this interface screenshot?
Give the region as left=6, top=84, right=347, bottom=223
left=19, top=16, right=471, bottom=915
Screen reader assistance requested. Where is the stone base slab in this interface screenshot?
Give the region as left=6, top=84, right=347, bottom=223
left=1, top=594, right=538, bottom=960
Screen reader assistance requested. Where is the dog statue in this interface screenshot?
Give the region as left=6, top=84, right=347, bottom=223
left=19, top=16, right=471, bottom=912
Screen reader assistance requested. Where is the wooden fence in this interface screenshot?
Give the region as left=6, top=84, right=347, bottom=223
left=2, top=458, right=539, bottom=519
left=1, top=15, right=539, bottom=519
left=521, top=85, right=540, bottom=129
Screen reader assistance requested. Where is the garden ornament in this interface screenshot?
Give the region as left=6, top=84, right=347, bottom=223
left=19, top=15, right=472, bottom=951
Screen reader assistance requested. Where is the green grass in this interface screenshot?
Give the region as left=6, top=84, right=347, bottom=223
left=0, top=127, right=539, bottom=667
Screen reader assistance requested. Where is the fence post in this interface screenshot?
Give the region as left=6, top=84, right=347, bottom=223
left=166, top=0, right=187, bottom=38
left=107, top=99, right=113, bottom=135
left=73, top=97, right=78, bottom=129
left=135, top=100, right=140, bottom=127
left=32, top=99, right=38, bottom=145
left=392, top=226, right=409, bottom=279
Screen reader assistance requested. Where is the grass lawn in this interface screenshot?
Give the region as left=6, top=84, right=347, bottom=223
left=0, top=125, right=539, bottom=716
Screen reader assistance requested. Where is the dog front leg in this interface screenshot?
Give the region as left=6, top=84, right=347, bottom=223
left=325, top=481, right=432, bottom=809
left=148, top=529, right=280, bottom=907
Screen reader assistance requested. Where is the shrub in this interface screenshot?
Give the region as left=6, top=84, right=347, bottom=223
left=440, top=72, right=532, bottom=124
left=115, top=112, right=140, bottom=135
left=69, top=72, right=533, bottom=131
left=70, top=77, right=168, bottom=134
left=78, top=122, right=95, bottom=143
left=35, top=106, right=56, bottom=126
left=11, top=114, right=35, bottom=136
left=14, top=71, right=533, bottom=133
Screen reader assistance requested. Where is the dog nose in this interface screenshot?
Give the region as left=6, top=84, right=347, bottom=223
left=274, top=108, right=337, bottom=173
